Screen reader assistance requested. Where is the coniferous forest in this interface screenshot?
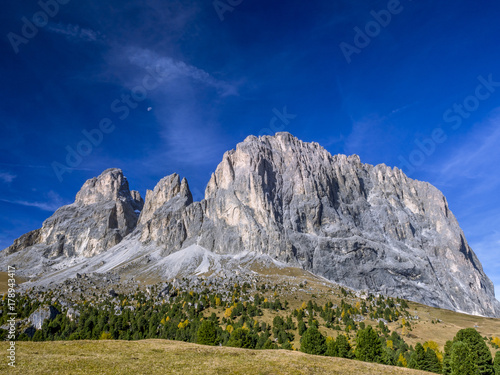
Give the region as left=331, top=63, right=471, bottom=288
left=2, top=281, right=499, bottom=375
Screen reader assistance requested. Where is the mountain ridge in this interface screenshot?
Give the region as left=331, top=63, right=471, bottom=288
left=2, top=132, right=499, bottom=318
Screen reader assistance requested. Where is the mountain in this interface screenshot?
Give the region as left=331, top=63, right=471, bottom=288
left=3, top=168, right=143, bottom=274
left=2, top=132, right=499, bottom=317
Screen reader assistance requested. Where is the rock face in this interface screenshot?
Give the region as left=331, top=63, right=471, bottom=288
left=2, top=133, right=499, bottom=317
left=4, top=168, right=143, bottom=259
left=29, top=305, right=60, bottom=330
left=136, top=133, right=500, bottom=317
left=138, top=174, right=193, bottom=226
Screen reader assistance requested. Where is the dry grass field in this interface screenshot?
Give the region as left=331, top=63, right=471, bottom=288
left=0, top=272, right=27, bottom=295
left=0, top=339, right=433, bottom=375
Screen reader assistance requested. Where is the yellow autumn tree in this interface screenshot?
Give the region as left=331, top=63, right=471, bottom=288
left=386, top=340, right=393, bottom=349
left=301, top=302, right=307, bottom=310
left=215, top=297, right=221, bottom=306
left=423, top=341, right=443, bottom=363
left=401, top=326, right=408, bottom=337
left=99, top=332, right=113, bottom=340
left=226, top=325, right=234, bottom=333
left=492, top=336, right=500, bottom=346
left=224, top=306, right=234, bottom=318
left=398, top=353, right=407, bottom=367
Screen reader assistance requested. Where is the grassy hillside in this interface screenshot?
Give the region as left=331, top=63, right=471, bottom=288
left=0, top=339, right=433, bottom=375
left=2, top=265, right=499, bottom=373
left=0, top=272, right=27, bottom=294
left=246, top=269, right=500, bottom=355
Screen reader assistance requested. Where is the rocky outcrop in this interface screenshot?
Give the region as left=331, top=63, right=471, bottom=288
left=138, top=174, right=193, bottom=226
left=29, top=305, right=60, bottom=330
left=5, top=229, right=41, bottom=255
left=4, top=168, right=143, bottom=259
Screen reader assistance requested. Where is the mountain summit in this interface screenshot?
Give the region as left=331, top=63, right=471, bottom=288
left=2, top=133, right=499, bottom=317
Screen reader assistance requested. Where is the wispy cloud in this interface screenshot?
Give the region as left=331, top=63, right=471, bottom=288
left=388, top=102, right=419, bottom=117
left=161, top=105, right=227, bottom=166
left=431, top=110, right=500, bottom=194
left=127, top=47, right=238, bottom=97
left=469, top=230, right=500, bottom=301
left=47, top=23, right=103, bottom=43
left=106, top=47, right=237, bottom=169
left=0, top=191, right=67, bottom=212
left=0, top=172, right=16, bottom=183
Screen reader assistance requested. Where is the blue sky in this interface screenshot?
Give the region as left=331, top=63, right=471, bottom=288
left=1, top=0, right=499, bottom=300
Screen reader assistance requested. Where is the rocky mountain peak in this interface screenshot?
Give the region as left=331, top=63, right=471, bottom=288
left=75, top=168, right=137, bottom=206
left=139, top=173, right=193, bottom=226
left=4, top=168, right=144, bottom=260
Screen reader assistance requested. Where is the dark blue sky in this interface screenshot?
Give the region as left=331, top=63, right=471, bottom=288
left=1, top=0, right=499, bottom=298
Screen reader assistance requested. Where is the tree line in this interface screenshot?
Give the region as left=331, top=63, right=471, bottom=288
left=1, top=285, right=499, bottom=374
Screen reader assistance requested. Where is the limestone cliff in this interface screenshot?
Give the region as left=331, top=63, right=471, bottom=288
left=2, top=134, right=499, bottom=317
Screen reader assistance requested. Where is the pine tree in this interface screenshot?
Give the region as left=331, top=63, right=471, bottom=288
left=454, top=328, right=494, bottom=375
left=494, top=351, right=500, bottom=375
left=408, top=343, right=426, bottom=370
left=442, top=340, right=453, bottom=375
left=298, top=320, right=307, bottom=336
left=197, top=320, right=217, bottom=346
left=336, top=334, right=354, bottom=359
left=423, top=341, right=443, bottom=363
left=451, top=341, right=477, bottom=375
left=355, top=326, right=384, bottom=363
left=423, top=346, right=441, bottom=373
left=226, top=327, right=255, bottom=349
left=325, top=337, right=338, bottom=357
left=300, top=326, right=326, bottom=355
left=382, top=346, right=395, bottom=366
